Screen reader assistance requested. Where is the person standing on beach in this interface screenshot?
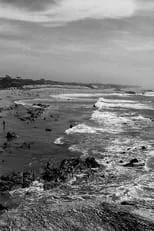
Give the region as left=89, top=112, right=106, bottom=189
left=2, top=120, right=6, bottom=132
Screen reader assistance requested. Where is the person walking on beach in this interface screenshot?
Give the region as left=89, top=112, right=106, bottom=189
left=2, top=120, right=6, bottom=132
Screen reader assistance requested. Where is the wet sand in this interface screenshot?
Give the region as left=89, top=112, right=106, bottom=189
left=0, top=87, right=94, bottom=175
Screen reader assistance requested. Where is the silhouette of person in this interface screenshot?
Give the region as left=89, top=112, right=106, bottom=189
left=2, top=120, right=5, bottom=131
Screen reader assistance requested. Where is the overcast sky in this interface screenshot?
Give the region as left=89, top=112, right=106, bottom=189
left=0, top=0, right=154, bottom=87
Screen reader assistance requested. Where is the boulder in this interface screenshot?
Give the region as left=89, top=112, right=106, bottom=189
left=2, top=142, right=7, bottom=149
left=123, top=158, right=138, bottom=167
left=141, top=146, right=146, bottom=150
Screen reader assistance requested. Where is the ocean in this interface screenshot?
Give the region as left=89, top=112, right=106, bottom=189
left=14, top=89, right=154, bottom=202
left=53, top=90, right=154, bottom=202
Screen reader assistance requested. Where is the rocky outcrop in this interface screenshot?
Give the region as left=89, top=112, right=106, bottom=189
left=0, top=157, right=100, bottom=192
left=14, top=104, right=46, bottom=122
left=0, top=171, right=35, bottom=192
left=42, top=157, right=100, bottom=183
left=0, top=157, right=154, bottom=230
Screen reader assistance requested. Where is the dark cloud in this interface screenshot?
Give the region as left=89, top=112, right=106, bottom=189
left=0, top=0, right=57, bottom=12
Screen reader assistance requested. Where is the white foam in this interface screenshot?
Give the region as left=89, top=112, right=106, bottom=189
left=54, top=137, right=64, bottom=145
left=106, top=137, right=152, bottom=154
left=65, top=122, right=124, bottom=134
left=132, top=115, right=151, bottom=122
left=143, top=91, right=154, bottom=97
left=14, top=100, right=42, bottom=107
left=95, top=97, right=153, bottom=110
left=91, top=110, right=151, bottom=133
left=65, top=124, right=99, bottom=134
left=14, top=98, right=53, bottom=107
left=14, top=100, right=33, bottom=106
left=51, top=93, right=104, bottom=101
left=68, top=144, right=88, bottom=156
left=91, top=110, right=129, bottom=125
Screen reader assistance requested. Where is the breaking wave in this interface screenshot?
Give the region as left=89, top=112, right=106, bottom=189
left=65, top=124, right=105, bottom=134
left=54, top=137, right=64, bottom=145
left=95, top=97, right=153, bottom=110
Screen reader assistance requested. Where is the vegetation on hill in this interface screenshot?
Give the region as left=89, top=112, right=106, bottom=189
left=0, top=75, right=134, bottom=90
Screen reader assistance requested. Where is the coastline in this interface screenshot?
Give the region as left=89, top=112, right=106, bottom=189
left=0, top=86, right=154, bottom=230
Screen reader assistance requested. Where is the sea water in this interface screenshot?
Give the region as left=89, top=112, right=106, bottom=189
left=15, top=89, right=154, bottom=201
left=54, top=91, right=154, bottom=201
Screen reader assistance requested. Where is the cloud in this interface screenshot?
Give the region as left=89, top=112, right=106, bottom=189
left=137, top=0, right=154, bottom=12
left=0, top=0, right=137, bottom=24
left=0, top=0, right=56, bottom=12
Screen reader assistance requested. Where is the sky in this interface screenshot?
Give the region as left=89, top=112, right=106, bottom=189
left=0, top=0, right=154, bottom=87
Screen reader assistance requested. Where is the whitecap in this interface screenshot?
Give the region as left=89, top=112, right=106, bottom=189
left=65, top=123, right=123, bottom=135
left=54, top=137, right=64, bottom=145
left=143, top=91, right=154, bottom=97
left=51, top=93, right=104, bottom=101
left=91, top=111, right=151, bottom=133
left=95, top=97, right=153, bottom=110
left=68, top=144, right=88, bottom=156
left=65, top=124, right=99, bottom=134
left=91, top=110, right=129, bottom=128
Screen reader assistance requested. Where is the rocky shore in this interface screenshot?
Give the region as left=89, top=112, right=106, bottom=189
left=0, top=156, right=154, bottom=231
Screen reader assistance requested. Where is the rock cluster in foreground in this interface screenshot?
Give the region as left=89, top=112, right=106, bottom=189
left=0, top=157, right=154, bottom=231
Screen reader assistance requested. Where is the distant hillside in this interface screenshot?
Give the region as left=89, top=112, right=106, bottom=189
left=0, top=75, right=134, bottom=90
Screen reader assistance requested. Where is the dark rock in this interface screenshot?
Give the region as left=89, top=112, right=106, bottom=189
left=0, top=192, right=19, bottom=212
left=43, top=182, right=59, bottom=190
left=0, top=204, right=7, bottom=211
left=85, top=157, right=100, bottom=168
left=16, top=105, right=45, bottom=122
left=125, top=91, right=136, bottom=94
left=120, top=201, right=136, bottom=206
left=70, top=124, right=73, bottom=128
left=0, top=170, right=35, bottom=192
left=6, top=131, right=17, bottom=140
left=33, top=103, right=49, bottom=109
left=2, top=142, right=7, bottom=149
left=0, top=148, right=4, bottom=153
left=2, top=142, right=8, bottom=149
left=141, top=146, right=146, bottom=150
left=45, top=128, right=52, bottom=132
left=123, top=158, right=139, bottom=167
